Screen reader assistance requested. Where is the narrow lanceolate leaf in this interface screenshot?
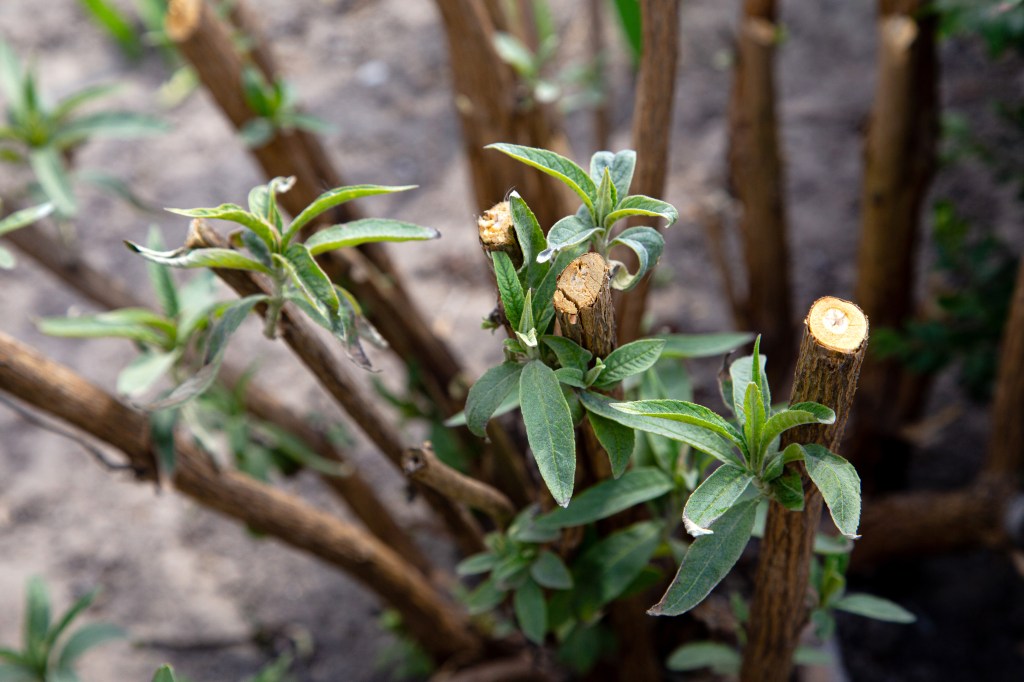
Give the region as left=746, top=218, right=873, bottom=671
left=51, top=111, right=168, bottom=146
left=832, top=594, right=916, bottom=623
left=146, top=227, right=179, bottom=318
left=56, top=622, right=125, bottom=671
left=465, top=362, right=524, bottom=437
left=492, top=251, right=525, bottom=329
left=604, top=195, right=679, bottom=228
left=166, top=204, right=277, bottom=249
left=802, top=444, right=861, bottom=539
left=509, top=192, right=547, bottom=271
left=541, top=335, right=592, bottom=372
left=285, top=184, right=416, bottom=240
left=667, top=642, right=741, bottom=674
left=530, top=551, right=573, bottom=590
left=573, top=521, right=663, bottom=615
left=486, top=143, right=596, bottom=212
left=0, top=202, right=53, bottom=236
left=769, top=469, right=805, bottom=511
left=759, top=404, right=835, bottom=454
left=513, top=578, right=547, bottom=645
left=742, top=382, right=766, bottom=459
left=608, top=226, right=664, bottom=291
left=304, top=218, right=439, bottom=255
left=649, top=498, right=759, bottom=616
left=594, top=167, right=616, bottom=222
left=587, top=412, right=635, bottom=477
left=594, top=338, right=665, bottom=387
left=609, top=150, right=637, bottom=198
left=582, top=391, right=742, bottom=468
left=610, top=399, right=744, bottom=449
left=29, top=147, right=76, bottom=215
left=729, top=352, right=769, bottom=425
left=152, top=665, right=178, bottom=682
left=536, top=467, right=672, bottom=529
left=117, top=351, right=178, bottom=397
left=37, top=309, right=173, bottom=348
left=682, top=464, right=754, bottom=537
left=538, top=214, right=600, bottom=262
left=520, top=360, right=576, bottom=507
left=125, top=242, right=272, bottom=274
left=658, top=332, right=754, bottom=359
left=456, top=552, right=498, bottom=576
left=589, top=151, right=614, bottom=184
left=25, top=576, right=51, bottom=650
left=284, top=243, right=340, bottom=318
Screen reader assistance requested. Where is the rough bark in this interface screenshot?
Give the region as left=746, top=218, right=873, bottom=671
left=615, top=0, right=681, bottom=344
left=403, top=443, right=516, bottom=527
left=986, top=256, right=1024, bottom=478
left=188, top=220, right=487, bottom=555
left=851, top=6, right=939, bottom=487
left=741, top=297, right=868, bottom=682
left=432, top=0, right=573, bottom=229
left=554, top=252, right=617, bottom=360
left=0, top=332, right=481, bottom=662
left=727, top=13, right=793, bottom=386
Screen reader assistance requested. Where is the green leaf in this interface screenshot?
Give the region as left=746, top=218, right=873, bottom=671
left=444, top=387, right=520, bottom=428
left=658, top=332, right=754, bottom=359
left=125, top=241, right=272, bottom=275
left=649, top=498, right=758, bottom=616
left=520, top=360, right=576, bottom=507
left=832, top=593, right=915, bottom=623
left=78, top=0, right=142, bottom=58
left=541, top=335, right=592, bottom=371
left=513, top=579, right=547, bottom=645
left=610, top=399, right=744, bottom=449
left=587, top=411, right=635, bottom=478
left=464, top=362, right=524, bottom=437
left=284, top=243, right=340, bottom=318
left=517, top=289, right=535, bottom=337
left=456, top=552, right=498, bottom=576
left=166, top=204, right=277, bottom=249
left=51, top=111, right=167, bottom=147
left=538, top=214, right=600, bottom=263
left=0, top=246, right=15, bottom=270
left=29, top=147, right=76, bottom=216
left=508, top=192, right=547, bottom=273
left=492, top=251, right=525, bottom=330
left=464, top=578, right=505, bottom=615
left=536, top=467, right=672, bottom=529
left=594, top=167, right=616, bottom=222
left=793, top=646, right=833, bottom=667
left=594, top=338, right=665, bottom=386
left=764, top=441, right=805, bottom=481
left=0, top=202, right=53, bottom=236
left=611, top=0, right=642, bottom=63
left=117, top=351, right=178, bottom=397
left=572, top=521, right=662, bottom=615
left=56, top=623, right=125, bottom=671
left=605, top=195, right=678, bottom=227
left=493, top=32, right=535, bottom=75
left=45, top=589, right=98, bottom=650
left=802, top=444, right=861, bottom=539
left=37, top=309, right=173, bottom=348
left=24, top=576, right=51, bottom=652
left=145, top=228, right=179, bottom=318
left=759, top=404, right=835, bottom=455
left=151, top=665, right=178, bottom=682
left=608, top=226, right=664, bottom=291
left=304, top=218, right=439, bottom=255
left=554, top=367, right=587, bottom=388
left=51, top=83, right=121, bottom=122
left=530, top=551, right=573, bottom=590
left=285, top=185, right=416, bottom=241
left=729, top=351, right=770, bottom=425
left=682, top=464, right=754, bottom=537
left=0, top=40, right=25, bottom=115
left=770, top=469, right=805, bottom=511
left=590, top=150, right=636, bottom=198
left=666, top=641, right=741, bottom=674
left=589, top=151, right=614, bottom=185
left=742, top=383, right=766, bottom=461
left=582, top=391, right=742, bottom=468
left=486, top=143, right=596, bottom=213
left=0, top=665, right=34, bottom=682
left=149, top=408, right=177, bottom=477
left=238, top=118, right=274, bottom=148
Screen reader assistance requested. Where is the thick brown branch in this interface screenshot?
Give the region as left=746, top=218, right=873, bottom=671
left=986, top=256, right=1024, bottom=477
left=741, top=297, right=868, bottom=682
left=188, top=220, right=486, bottom=555
left=727, top=15, right=793, bottom=386
left=403, top=443, right=516, bottom=527
left=616, top=0, right=681, bottom=344
left=0, top=332, right=481, bottom=661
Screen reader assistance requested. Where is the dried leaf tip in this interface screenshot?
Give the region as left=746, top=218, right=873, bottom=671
left=806, top=297, right=868, bottom=353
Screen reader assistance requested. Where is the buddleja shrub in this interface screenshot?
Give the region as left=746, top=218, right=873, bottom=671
left=459, top=144, right=679, bottom=507
left=612, top=337, right=863, bottom=616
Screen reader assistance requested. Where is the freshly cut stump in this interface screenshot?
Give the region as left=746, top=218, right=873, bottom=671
left=553, top=252, right=616, bottom=359
left=477, top=201, right=522, bottom=268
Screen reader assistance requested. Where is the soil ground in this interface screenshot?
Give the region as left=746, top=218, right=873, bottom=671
left=0, top=0, right=1022, bottom=680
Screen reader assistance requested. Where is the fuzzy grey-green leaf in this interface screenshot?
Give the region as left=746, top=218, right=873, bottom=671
left=595, top=338, right=665, bottom=386
left=486, top=143, right=596, bottom=212
left=802, top=444, right=861, bottom=538
left=682, top=464, right=754, bottom=537
left=520, top=360, right=576, bottom=506
left=304, top=218, right=438, bottom=255
left=286, top=185, right=416, bottom=240
left=465, top=362, right=524, bottom=437
left=536, top=467, right=671, bottom=528
left=587, top=411, right=635, bottom=478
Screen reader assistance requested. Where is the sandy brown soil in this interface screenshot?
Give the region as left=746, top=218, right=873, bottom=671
left=0, top=0, right=1022, bottom=680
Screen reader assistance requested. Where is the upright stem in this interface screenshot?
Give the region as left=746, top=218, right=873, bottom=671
left=740, top=297, right=868, bottom=682
left=985, top=254, right=1024, bottom=479
left=615, top=0, right=681, bottom=343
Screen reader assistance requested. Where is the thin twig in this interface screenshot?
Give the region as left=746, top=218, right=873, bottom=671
left=403, top=443, right=516, bottom=527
